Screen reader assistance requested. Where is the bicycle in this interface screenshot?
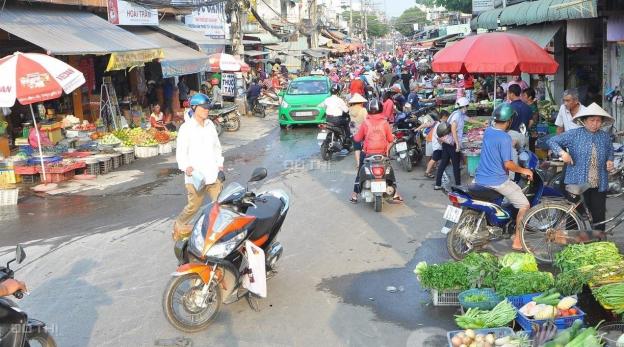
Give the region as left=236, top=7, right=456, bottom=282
left=520, top=185, right=624, bottom=263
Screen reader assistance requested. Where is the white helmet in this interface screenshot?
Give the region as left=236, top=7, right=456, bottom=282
left=456, top=97, right=470, bottom=108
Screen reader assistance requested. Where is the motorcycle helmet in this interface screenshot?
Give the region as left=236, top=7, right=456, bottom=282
left=189, top=93, right=211, bottom=108
left=436, top=121, right=451, bottom=138
left=455, top=97, right=470, bottom=109
left=330, top=84, right=341, bottom=95
left=492, top=103, right=517, bottom=123
left=366, top=98, right=383, bottom=114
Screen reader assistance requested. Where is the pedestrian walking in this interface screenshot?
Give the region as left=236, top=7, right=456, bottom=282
left=173, top=93, right=224, bottom=239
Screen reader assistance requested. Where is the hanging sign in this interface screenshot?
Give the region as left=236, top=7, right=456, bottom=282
left=185, top=4, right=227, bottom=39
left=472, top=0, right=495, bottom=15
left=221, top=73, right=236, bottom=97
left=108, top=0, right=159, bottom=26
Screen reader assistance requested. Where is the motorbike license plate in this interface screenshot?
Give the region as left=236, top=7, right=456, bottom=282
left=296, top=111, right=314, bottom=117
left=396, top=141, right=408, bottom=152
left=317, top=131, right=328, bottom=140
left=371, top=181, right=386, bottom=193
left=443, top=205, right=463, bottom=223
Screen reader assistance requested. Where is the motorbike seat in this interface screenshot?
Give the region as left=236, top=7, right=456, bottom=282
left=451, top=185, right=503, bottom=202
left=246, top=196, right=283, bottom=241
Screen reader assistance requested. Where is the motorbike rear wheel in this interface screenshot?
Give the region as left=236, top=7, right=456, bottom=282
left=163, top=273, right=222, bottom=333
left=320, top=143, right=332, bottom=161
left=400, top=155, right=413, bottom=172
left=254, top=104, right=267, bottom=118
left=26, top=331, right=57, bottom=347
left=225, top=114, right=241, bottom=132
left=374, top=195, right=382, bottom=212
left=446, top=210, right=481, bottom=260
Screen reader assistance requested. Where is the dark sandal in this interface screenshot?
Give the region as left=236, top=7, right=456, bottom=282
left=350, top=197, right=358, bottom=204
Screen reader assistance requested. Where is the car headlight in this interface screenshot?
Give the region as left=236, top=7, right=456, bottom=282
left=281, top=100, right=289, bottom=108
left=189, top=215, right=206, bottom=255
left=205, top=230, right=247, bottom=258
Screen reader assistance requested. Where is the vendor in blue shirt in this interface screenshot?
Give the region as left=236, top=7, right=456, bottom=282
left=406, top=84, right=420, bottom=111
left=475, top=104, right=533, bottom=251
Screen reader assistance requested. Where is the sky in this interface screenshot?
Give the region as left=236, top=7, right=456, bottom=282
left=384, top=0, right=416, bottom=18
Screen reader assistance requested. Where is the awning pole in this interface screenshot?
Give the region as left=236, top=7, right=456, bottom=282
left=29, top=104, right=47, bottom=183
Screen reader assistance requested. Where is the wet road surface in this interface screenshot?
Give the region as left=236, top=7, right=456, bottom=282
left=1, top=115, right=486, bottom=346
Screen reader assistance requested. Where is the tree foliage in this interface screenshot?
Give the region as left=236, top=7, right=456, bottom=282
left=342, top=11, right=390, bottom=38
left=415, top=0, right=471, bottom=13
left=394, top=6, right=428, bottom=37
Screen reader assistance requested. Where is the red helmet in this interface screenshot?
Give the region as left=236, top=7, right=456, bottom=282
left=211, top=78, right=219, bottom=85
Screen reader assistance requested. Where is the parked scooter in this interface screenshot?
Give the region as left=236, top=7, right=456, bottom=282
left=165, top=168, right=289, bottom=332
left=209, top=104, right=241, bottom=134
left=317, top=113, right=353, bottom=161
left=0, top=245, right=57, bottom=347
left=391, top=113, right=425, bottom=172
left=357, top=154, right=397, bottom=212
left=442, top=150, right=563, bottom=260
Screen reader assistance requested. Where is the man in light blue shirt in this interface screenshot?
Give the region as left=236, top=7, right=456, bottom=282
left=475, top=104, right=533, bottom=251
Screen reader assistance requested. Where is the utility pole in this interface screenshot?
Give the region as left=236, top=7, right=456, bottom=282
left=349, top=0, right=353, bottom=37
left=360, top=0, right=364, bottom=40
left=363, top=0, right=368, bottom=46
left=310, top=0, right=318, bottom=48
left=229, top=0, right=246, bottom=114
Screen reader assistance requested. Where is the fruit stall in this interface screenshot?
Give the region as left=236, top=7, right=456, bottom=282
left=415, top=243, right=624, bottom=346
left=0, top=117, right=177, bottom=205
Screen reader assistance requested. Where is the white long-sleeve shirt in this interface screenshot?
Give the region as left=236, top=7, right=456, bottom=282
left=176, top=118, right=224, bottom=185
left=319, top=95, right=349, bottom=117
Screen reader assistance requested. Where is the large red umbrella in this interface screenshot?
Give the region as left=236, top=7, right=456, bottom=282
left=432, top=32, right=558, bottom=75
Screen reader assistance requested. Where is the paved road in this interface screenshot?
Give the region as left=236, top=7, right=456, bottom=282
left=2, top=112, right=586, bottom=347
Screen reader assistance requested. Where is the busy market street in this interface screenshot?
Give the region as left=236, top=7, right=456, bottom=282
left=3, top=0, right=624, bottom=346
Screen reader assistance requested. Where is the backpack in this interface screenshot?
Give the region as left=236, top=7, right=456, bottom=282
left=364, top=118, right=388, bottom=151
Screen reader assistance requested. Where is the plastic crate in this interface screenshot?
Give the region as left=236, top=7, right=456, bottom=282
left=506, top=293, right=542, bottom=309
left=20, top=174, right=39, bottom=185
left=432, top=289, right=461, bottom=306
left=121, top=152, right=135, bottom=165
left=43, top=170, right=75, bottom=183
left=515, top=306, right=585, bottom=335
left=99, top=159, right=112, bottom=175
left=135, top=146, right=158, bottom=158
left=85, top=163, right=100, bottom=176
left=459, top=288, right=503, bottom=310
left=158, top=142, right=173, bottom=155
left=447, top=327, right=514, bottom=347
left=0, top=188, right=19, bottom=206
left=111, top=154, right=121, bottom=169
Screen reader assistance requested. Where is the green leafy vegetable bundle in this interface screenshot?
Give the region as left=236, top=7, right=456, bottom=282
left=494, top=267, right=554, bottom=296
left=554, top=242, right=622, bottom=273
left=592, top=283, right=624, bottom=314
left=454, top=299, right=517, bottom=329
left=499, top=252, right=538, bottom=273
left=415, top=253, right=501, bottom=291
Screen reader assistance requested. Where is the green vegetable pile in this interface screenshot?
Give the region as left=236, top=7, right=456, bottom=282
left=555, top=268, right=593, bottom=296
left=494, top=267, right=554, bottom=296
left=592, top=283, right=624, bottom=314
left=415, top=253, right=500, bottom=291
left=554, top=242, right=622, bottom=273
left=463, top=294, right=488, bottom=303
left=454, top=299, right=516, bottom=329
left=499, top=252, right=538, bottom=273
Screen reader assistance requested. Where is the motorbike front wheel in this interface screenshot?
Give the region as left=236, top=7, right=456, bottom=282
left=374, top=195, right=382, bottom=212
left=163, top=273, right=222, bottom=333
left=225, top=115, right=241, bottom=132
left=26, top=331, right=57, bottom=347
left=320, top=143, right=332, bottom=161
left=446, top=210, right=481, bottom=260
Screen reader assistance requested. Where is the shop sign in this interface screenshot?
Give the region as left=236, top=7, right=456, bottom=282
left=446, top=24, right=471, bottom=36
left=472, top=0, right=495, bottom=15
left=108, top=0, right=159, bottom=26
left=221, top=73, right=236, bottom=97
left=185, top=4, right=227, bottom=39
left=106, top=49, right=164, bottom=71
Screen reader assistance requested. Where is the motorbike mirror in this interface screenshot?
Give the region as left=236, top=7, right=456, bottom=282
left=15, top=244, right=26, bottom=264
left=249, top=168, right=268, bottom=182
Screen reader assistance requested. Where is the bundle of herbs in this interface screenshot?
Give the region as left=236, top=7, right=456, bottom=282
left=554, top=242, right=622, bottom=273
left=494, top=267, right=554, bottom=296
left=415, top=253, right=501, bottom=291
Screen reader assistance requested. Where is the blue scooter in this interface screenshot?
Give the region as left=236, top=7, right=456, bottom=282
left=441, top=150, right=563, bottom=260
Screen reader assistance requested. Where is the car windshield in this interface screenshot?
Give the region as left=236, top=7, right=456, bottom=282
left=287, top=80, right=328, bottom=95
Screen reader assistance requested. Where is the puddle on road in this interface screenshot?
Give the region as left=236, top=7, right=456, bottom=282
left=316, top=238, right=458, bottom=333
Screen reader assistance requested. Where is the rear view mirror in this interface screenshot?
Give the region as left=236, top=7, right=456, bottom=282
left=15, top=244, right=26, bottom=264
left=249, top=168, right=268, bottom=182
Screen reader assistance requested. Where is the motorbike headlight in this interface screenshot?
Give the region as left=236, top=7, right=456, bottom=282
left=189, top=215, right=206, bottom=255
left=205, top=230, right=247, bottom=258
left=281, top=100, right=289, bottom=108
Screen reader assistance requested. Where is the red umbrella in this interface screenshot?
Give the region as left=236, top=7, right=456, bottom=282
left=432, top=32, right=558, bottom=75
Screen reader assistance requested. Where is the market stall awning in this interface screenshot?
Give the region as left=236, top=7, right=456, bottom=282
left=126, top=28, right=209, bottom=78
left=475, top=0, right=597, bottom=29
left=303, top=49, right=326, bottom=58
left=242, top=50, right=270, bottom=57
left=244, top=33, right=280, bottom=45
left=0, top=7, right=163, bottom=70
left=158, top=20, right=228, bottom=54
left=506, top=23, right=562, bottom=48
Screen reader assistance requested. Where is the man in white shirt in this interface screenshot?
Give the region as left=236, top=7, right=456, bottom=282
left=555, top=88, right=585, bottom=133
left=174, top=93, right=224, bottom=237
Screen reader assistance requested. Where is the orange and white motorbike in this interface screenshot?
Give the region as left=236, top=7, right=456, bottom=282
left=163, top=168, right=289, bottom=332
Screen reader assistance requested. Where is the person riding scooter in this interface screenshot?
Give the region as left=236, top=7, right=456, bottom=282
left=350, top=98, right=403, bottom=203
left=319, top=84, right=350, bottom=139
left=474, top=103, right=533, bottom=251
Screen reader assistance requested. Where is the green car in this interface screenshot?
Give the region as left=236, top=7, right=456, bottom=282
left=278, top=76, right=331, bottom=127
